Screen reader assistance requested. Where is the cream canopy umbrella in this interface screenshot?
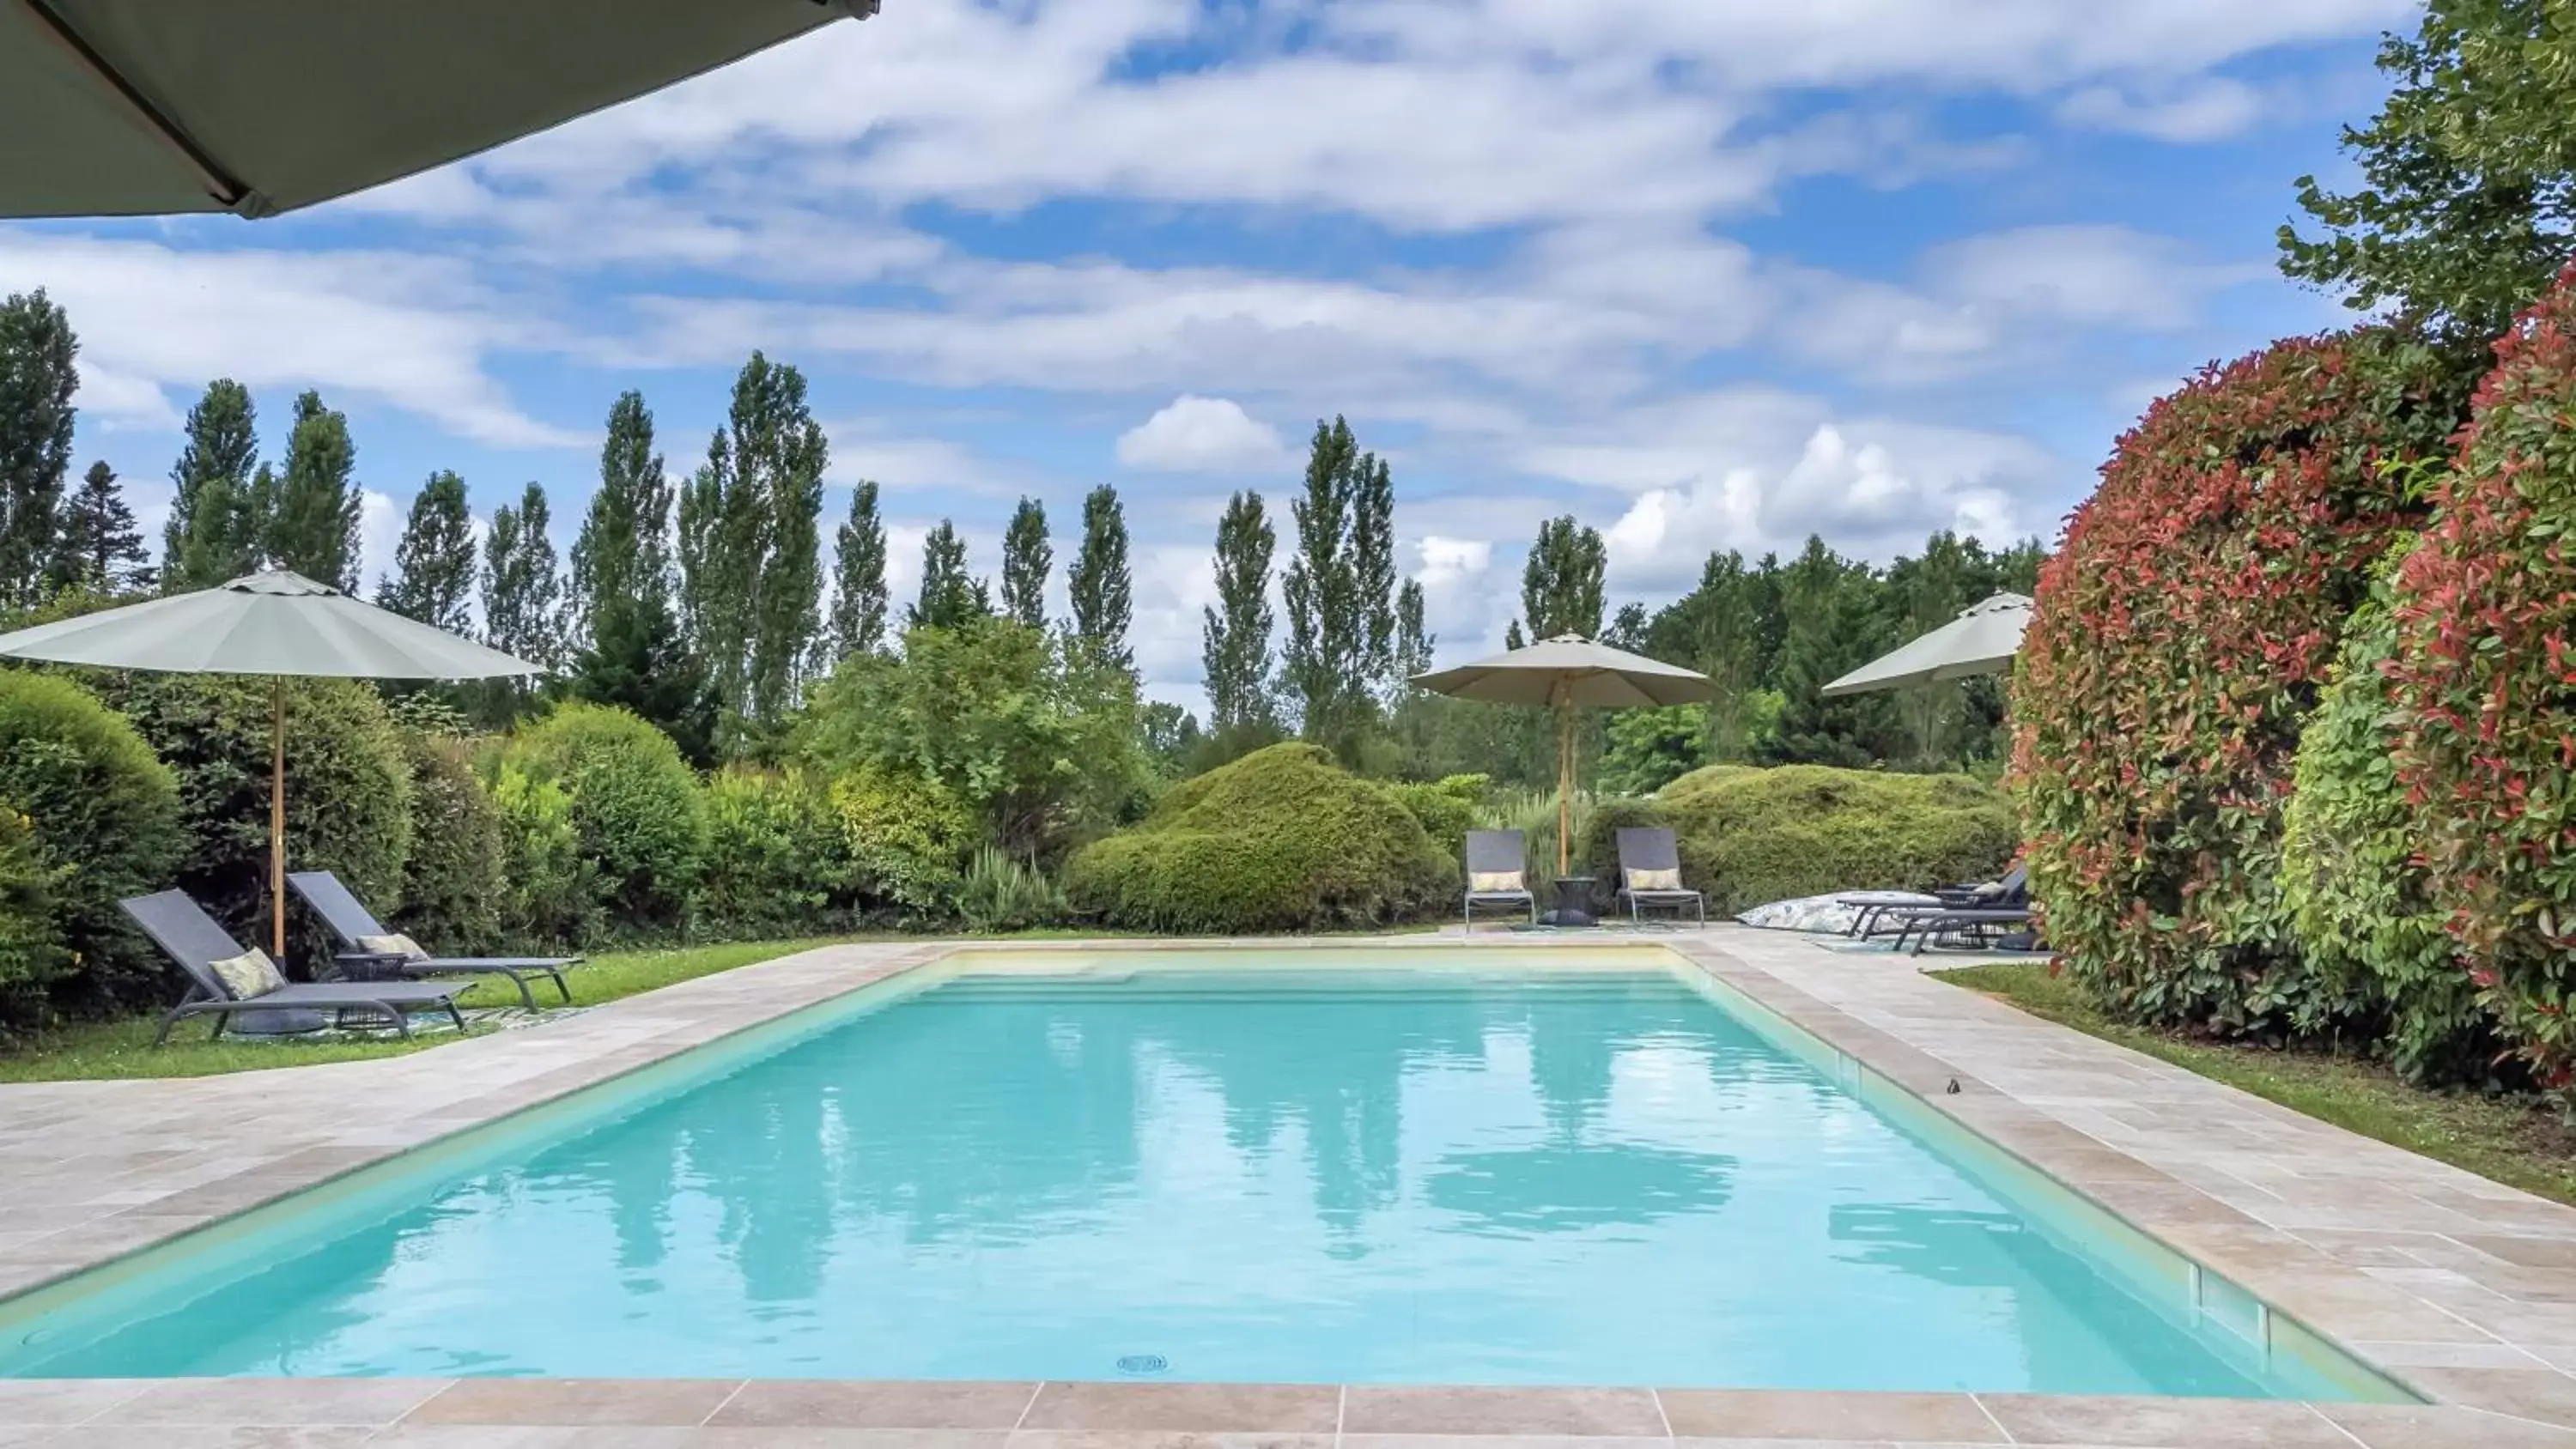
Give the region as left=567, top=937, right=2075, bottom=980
left=0, top=0, right=876, bottom=219
left=0, top=569, right=544, bottom=957
left=1822, top=591, right=2032, bottom=697
left=1414, top=634, right=1717, bottom=879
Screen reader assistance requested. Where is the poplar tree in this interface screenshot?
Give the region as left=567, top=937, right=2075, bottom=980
left=1282, top=416, right=1369, bottom=743
left=999, top=495, right=1051, bottom=628
left=163, top=380, right=265, bottom=590
left=53, top=461, right=150, bottom=594
left=1066, top=483, right=1132, bottom=667
left=1351, top=448, right=1397, bottom=688
left=1521, top=515, right=1607, bottom=640
left=1200, top=488, right=1275, bottom=732
left=1394, top=578, right=1432, bottom=682
left=570, top=391, right=671, bottom=653
left=909, top=519, right=987, bottom=629
left=0, top=288, right=76, bottom=608
left=678, top=353, right=828, bottom=751
left=1691, top=550, right=1766, bottom=761
left=379, top=470, right=477, bottom=633
left=480, top=483, right=564, bottom=723
left=825, top=479, right=888, bottom=661
left=269, top=390, right=361, bottom=590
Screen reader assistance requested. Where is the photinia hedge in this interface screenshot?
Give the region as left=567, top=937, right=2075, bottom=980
left=2011, top=328, right=2470, bottom=1037
left=2385, top=269, right=2576, bottom=1085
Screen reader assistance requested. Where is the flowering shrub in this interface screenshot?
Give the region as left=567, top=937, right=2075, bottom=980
left=2011, top=328, right=2468, bottom=1037
left=2385, top=270, right=2576, bottom=1084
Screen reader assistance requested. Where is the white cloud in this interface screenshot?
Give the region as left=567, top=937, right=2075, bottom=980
left=356, top=490, right=403, bottom=596
left=0, top=232, right=578, bottom=448
left=2056, top=77, right=2266, bottom=142
left=1115, top=397, right=1291, bottom=473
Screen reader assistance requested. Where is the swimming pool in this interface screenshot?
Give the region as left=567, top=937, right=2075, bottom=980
left=0, top=947, right=2407, bottom=1397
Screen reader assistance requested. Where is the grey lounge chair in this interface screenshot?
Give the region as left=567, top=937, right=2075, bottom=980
left=1463, top=830, right=1538, bottom=927
left=1847, top=864, right=2028, bottom=939
left=1893, top=904, right=2039, bottom=955
left=120, top=890, right=471, bottom=1046
left=290, top=870, right=581, bottom=1009
left=1614, top=828, right=1706, bottom=925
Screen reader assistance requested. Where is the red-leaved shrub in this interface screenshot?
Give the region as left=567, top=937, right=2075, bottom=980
left=2386, top=270, right=2576, bottom=1083
left=2011, top=328, right=2470, bottom=1036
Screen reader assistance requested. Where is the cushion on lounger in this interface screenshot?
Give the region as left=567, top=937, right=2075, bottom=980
left=208, top=947, right=286, bottom=1000
left=1469, top=870, right=1524, bottom=894
left=1627, top=867, right=1684, bottom=893
left=355, top=932, right=428, bottom=961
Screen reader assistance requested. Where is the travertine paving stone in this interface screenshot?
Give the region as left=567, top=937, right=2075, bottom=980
left=7, top=927, right=2576, bottom=1446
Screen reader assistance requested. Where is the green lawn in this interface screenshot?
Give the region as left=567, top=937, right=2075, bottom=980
left=0, top=937, right=851, bottom=1084
left=1934, top=962, right=2576, bottom=1208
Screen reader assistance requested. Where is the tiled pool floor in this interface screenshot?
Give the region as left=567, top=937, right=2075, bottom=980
left=4, top=929, right=2576, bottom=1447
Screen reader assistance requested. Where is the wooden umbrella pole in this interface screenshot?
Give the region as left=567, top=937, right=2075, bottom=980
left=270, top=676, right=286, bottom=959
left=1556, top=692, right=1574, bottom=878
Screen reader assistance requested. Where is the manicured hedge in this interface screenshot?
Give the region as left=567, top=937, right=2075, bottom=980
left=0, top=671, right=185, bottom=1016
left=395, top=730, right=507, bottom=955
left=2385, top=271, right=2576, bottom=1086
left=2011, top=328, right=2468, bottom=1038
left=1066, top=742, right=1454, bottom=931
left=700, top=766, right=855, bottom=939
left=1386, top=773, right=1488, bottom=859
left=507, top=702, right=707, bottom=936
left=1579, top=765, right=2016, bottom=915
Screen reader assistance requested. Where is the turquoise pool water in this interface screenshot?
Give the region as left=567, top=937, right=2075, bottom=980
left=0, top=953, right=2399, bottom=1396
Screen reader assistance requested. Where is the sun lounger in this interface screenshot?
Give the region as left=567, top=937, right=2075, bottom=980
left=290, top=870, right=581, bottom=1008
left=1462, top=829, right=1538, bottom=927
left=120, top=889, right=471, bottom=1046
left=1614, top=828, right=1706, bottom=925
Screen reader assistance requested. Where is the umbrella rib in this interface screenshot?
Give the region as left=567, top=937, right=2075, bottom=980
left=19, top=0, right=258, bottom=213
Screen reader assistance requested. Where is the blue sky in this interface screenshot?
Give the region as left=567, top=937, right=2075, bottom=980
left=0, top=0, right=2415, bottom=709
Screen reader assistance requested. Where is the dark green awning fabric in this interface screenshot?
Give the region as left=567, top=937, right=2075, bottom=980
left=0, top=0, right=870, bottom=219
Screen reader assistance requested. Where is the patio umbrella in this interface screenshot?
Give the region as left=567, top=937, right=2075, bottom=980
left=0, top=569, right=544, bottom=956
left=1822, top=591, right=2031, bottom=697
left=0, top=0, right=876, bottom=219
left=1413, top=634, right=1716, bottom=878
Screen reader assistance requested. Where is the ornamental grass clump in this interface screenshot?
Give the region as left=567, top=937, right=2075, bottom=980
left=2011, top=328, right=2468, bottom=1039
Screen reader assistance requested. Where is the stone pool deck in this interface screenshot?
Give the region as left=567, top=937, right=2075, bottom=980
left=4, top=927, right=2576, bottom=1447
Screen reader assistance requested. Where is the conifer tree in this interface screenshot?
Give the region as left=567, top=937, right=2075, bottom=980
left=1351, top=448, right=1397, bottom=686
left=999, top=495, right=1051, bottom=628
left=0, top=288, right=76, bottom=608
left=53, top=461, right=149, bottom=594
left=163, top=380, right=265, bottom=590
left=269, top=390, right=361, bottom=590
left=1282, top=416, right=1370, bottom=745
left=479, top=483, right=564, bottom=724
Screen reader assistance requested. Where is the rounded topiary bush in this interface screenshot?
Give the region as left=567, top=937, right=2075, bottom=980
left=700, top=766, right=856, bottom=938
left=2385, top=270, right=2576, bottom=1086
left=488, top=756, right=599, bottom=949
left=1578, top=765, right=2016, bottom=915
left=0, top=808, right=67, bottom=1027
left=0, top=670, right=185, bottom=1015
left=395, top=729, right=507, bottom=955
left=2278, top=541, right=2490, bottom=1080
left=504, top=702, right=704, bottom=936
left=2011, top=327, right=2469, bottom=1038
left=103, top=674, right=412, bottom=972
left=1066, top=742, right=1455, bottom=932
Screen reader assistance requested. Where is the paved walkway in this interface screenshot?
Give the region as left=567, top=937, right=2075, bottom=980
left=2, top=928, right=2573, bottom=1446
